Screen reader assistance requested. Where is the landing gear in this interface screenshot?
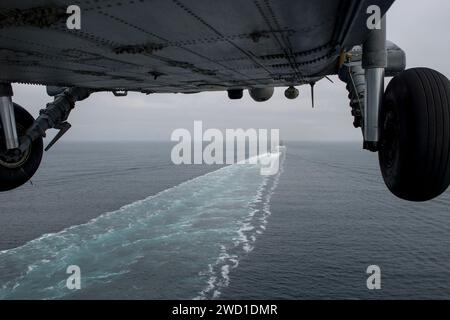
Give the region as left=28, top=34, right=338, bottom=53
left=340, top=16, right=450, bottom=201
left=0, top=84, right=90, bottom=192
left=0, top=102, right=43, bottom=191
left=379, top=68, right=450, bottom=201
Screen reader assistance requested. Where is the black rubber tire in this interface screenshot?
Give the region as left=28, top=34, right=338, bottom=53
left=0, top=103, right=43, bottom=192
left=379, top=68, right=450, bottom=201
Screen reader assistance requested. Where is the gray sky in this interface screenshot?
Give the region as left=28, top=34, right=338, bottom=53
left=11, top=0, right=450, bottom=142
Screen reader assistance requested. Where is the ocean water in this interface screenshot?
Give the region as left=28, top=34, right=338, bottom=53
left=0, top=142, right=449, bottom=299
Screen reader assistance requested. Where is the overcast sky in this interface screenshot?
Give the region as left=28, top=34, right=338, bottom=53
left=10, top=0, right=450, bottom=142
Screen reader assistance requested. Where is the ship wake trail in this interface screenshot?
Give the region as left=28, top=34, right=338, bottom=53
left=196, top=148, right=286, bottom=300
left=0, top=149, right=286, bottom=300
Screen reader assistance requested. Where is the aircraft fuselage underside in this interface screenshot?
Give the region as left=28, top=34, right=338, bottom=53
left=0, top=0, right=394, bottom=93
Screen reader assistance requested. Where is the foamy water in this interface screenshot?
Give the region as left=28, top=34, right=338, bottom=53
left=0, top=149, right=285, bottom=299
left=196, top=149, right=285, bottom=299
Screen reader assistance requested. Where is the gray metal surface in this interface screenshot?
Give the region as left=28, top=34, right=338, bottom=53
left=364, top=67, right=384, bottom=144
left=363, top=17, right=386, bottom=147
left=0, top=96, right=19, bottom=149
left=0, top=0, right=394, bottom=93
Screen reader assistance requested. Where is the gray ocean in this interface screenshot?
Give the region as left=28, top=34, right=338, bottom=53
left=0, top=141, right=449, bottom=299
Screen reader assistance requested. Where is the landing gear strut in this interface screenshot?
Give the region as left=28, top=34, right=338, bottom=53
left=362, top=18, right=387, bottom=152
left=0, top=84, right=19, bottom=150
left=0, top=84, right=91, bottom=191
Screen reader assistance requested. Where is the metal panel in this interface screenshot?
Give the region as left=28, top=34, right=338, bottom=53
left=0, top=0, right=395, bottom=92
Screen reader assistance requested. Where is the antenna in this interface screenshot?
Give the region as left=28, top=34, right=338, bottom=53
left=310, top=82, right=316, bottom=108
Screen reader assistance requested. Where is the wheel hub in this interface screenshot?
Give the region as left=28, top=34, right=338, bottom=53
left=0, top=124, right=31, bottom=168
left=0, top=148, right=31, bottom=168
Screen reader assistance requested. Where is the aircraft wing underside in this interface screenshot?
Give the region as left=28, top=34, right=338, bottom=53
left=0, top=0, right=394, bottom=93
